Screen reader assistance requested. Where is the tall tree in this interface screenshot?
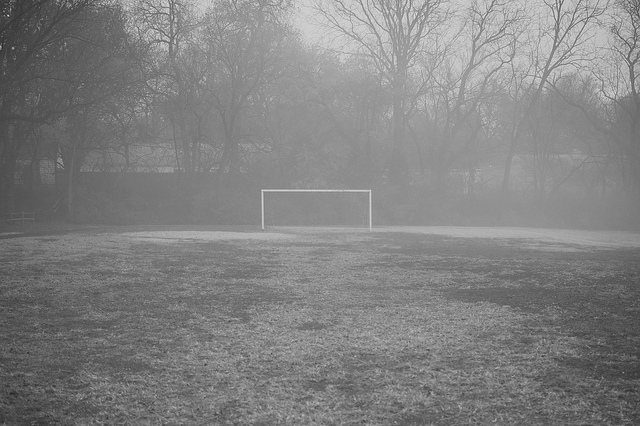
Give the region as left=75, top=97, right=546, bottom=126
left=411, top=0, right=522, bottom=194
left=314, top=0, right=448, bottom=185
left=53, top=1, right=142, bottom=218
left=499, top=0, right=607, bottom=209
left=310, top=54, right=386, bottom=186
left=202, top=0, right=295, bottom=174
left=0, top=0, right=97, bottom=212
left=605, top=0, right=640, bottom=200
left=546, top=0, right=640, bottom=206
left=135, top=0, right=201, bottom=173
left=0, top=0, right=137, bottom=214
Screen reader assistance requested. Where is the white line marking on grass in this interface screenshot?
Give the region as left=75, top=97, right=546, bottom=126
left=124, top=231, right=295, bottom=243
left=376, top=226, right=640, bottom=250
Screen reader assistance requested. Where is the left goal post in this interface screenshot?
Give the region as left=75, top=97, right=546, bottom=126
left=261, top=189, right=372, bottom=231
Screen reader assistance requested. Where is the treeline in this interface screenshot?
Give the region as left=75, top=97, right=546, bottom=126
left=1, top=0, right=639, bottom=228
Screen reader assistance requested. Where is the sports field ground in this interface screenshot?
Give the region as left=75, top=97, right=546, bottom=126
left=1, top=225, right=639, bottom=425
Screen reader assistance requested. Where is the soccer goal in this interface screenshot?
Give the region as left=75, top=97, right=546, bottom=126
left=261, top=189, right=372, bottom=231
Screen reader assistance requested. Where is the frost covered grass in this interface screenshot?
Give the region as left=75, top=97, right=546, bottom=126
left=1, top=225, right=639, bottom=425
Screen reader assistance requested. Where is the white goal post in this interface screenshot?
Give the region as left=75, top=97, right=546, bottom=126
left=261, top=189, right=372, bottom=231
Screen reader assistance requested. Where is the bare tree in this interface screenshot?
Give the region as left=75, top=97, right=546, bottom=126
left=0, top=0, right=97, bottom=213
left=547, top=0, right=640, bottom=208
left=499, top=0, right=607, bottom=210
left=54, top=3, right=142, bottom=219
left=604, top=0, right=640, bottom=200
left=309, top=54, right=386, bottom=185
left=521, top=86, right=597, bottom=202
left=0, top=0, right=138, bottom=215
left=313, top=0, right=448, bottom=185
left=202, top=0, right=294, bottom=174
left=411, top=0, right=522, bottom=195
left=135, top=0, right=200, bottom=174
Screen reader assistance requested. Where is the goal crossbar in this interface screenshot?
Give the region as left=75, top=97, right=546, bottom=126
left=261, top=189, right=372, bottom=231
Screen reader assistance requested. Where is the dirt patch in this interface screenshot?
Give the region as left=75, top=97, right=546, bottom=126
left=432, top=238, right=640, bottom=384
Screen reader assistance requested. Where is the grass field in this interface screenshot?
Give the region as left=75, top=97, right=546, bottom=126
left=1, top=224, right=639, bottom=425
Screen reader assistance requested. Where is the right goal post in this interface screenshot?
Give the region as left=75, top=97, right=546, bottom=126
left=261, top=189, right=372, bottom=232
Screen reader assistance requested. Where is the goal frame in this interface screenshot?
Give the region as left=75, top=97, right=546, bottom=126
left=261, top=189, right=372, bottom=232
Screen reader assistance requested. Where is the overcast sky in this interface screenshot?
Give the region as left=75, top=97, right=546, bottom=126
left=190, top=0, right=611, bottom=51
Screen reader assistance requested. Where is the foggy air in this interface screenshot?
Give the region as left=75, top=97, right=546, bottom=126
left=1, top=0, right=638, bottom=228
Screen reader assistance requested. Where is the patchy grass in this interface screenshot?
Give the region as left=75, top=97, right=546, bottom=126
left=1, top=226, right=639, bottom=425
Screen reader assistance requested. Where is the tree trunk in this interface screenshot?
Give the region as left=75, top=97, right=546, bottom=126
left=0, top=110, right=17, bottom=213
left=0, top=160, right=17, bottom=214
left=389, top=74, right=408, bottom=186
left=66, top=146, right=77, bottom=220
left=499, top=79, right=549, bottom=214
left=629, top=147, right=640, bottom=206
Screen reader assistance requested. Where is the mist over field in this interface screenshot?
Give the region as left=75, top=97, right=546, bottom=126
left=1, top=0, right=639, bottom=229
